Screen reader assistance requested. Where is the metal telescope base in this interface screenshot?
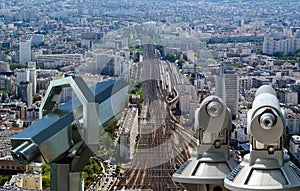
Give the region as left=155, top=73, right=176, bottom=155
left=51, top=163, right=83, bottom=191
left=173, top=152, right=237, bottom=191
left=224, top=154, right=300, bottom=191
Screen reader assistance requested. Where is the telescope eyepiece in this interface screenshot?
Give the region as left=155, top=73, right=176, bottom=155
left=259, top=113, right=276, bottom=130
left=207, top=101, right=223, bottom=118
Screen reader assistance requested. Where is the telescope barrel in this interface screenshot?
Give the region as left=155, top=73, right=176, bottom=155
left=251, top=85, right=281, bottom=118
left=247, top=85, right=285, bottom=144
left=11, top=79, right=128, bottom=164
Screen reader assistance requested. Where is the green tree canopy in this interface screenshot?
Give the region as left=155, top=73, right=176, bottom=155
left=177, top=58, right=186, bottom=64
left=165, top=52, right=176, bottom=62
left=42, top=164, right=50, bottom=189
left=10, top=63, right=27, bottom=70
left=0, top=175, right=11, bottom=186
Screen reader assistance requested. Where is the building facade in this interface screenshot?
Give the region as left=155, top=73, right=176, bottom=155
left=16, top=68, right=29, bottom=85
left=19, top=40, right=31, bottom=64
left=36, top=54, right=83, bottom=68
left=263, top=37, right=300, bottom=56
left=119, top=107, right=139, bottom=160
left=290, top=135, right=300, bottom=161
left=287, top=113, right=300, bottom=135
left=28, top=62, right=37, bottom=95
left=0, top=75, right=13, bottom=94
left=216, top=69, right=239, bottom=119
left=17, top=81, right=32, bottom=106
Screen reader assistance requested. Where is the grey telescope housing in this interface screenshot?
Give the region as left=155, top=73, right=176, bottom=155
left=225, top=85, right=300, bottom=191
left=247, top=85, right=285, bottom=146
left=11, top=76, right=128, bottom=170
left=173, top=96, right=237, bottom=191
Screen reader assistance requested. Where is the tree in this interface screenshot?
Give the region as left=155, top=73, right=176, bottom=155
left=286, top=51, right=293, bottom=58
left=42, top=164, right=50, bottom=189
left=0, top=175, right=11, bottom=186
left=116, top=165, right=122, bottom=175
left=165, top=52, right=176, bottom=62
left=76, top=42, right=82, bottom=48
left=177, top=58, right=185, bottom=64
left=274, top=51, right=285, bottom=59
left=10, top=63, right=27, bottom=70
left=83, top=158, right=103, bottom=188
left=177, top=58, right=186, bottom=68
left=40, top=41, right=47, bottom=47
left=154, top=44, right=165, bottom=57
left=66, top=37, right=74, bottom=42
left=256, top=49, right=263, bottom=55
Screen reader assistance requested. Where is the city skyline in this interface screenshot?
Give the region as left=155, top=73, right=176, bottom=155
left=0, top=0, right=299, bottom=190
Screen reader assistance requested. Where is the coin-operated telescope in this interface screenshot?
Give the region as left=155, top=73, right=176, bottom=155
left=11, top=76, right=128, bottom=191
left=173, top=96, right=237, bottom=191
left=225, top=85, right=300, bottom=191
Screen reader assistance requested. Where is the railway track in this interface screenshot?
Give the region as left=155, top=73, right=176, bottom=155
left=116, top=46, right=197, bottom=191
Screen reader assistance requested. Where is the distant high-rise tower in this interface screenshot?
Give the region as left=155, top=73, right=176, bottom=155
left=195, top=73, right=206, bottom=91
left=0, top=75, right=13, bottom=94
left=19, top=40, right=31, bottom=64
left=216, top=68, right=239, bottom=119
left=16, top=68, right=29, bottom=85
left=17, top=81, right=32, bottom=106
left=224, top=70, right=239, bottom=119
left=16, top=63, right=36, bottom=95
left=28, top=62, right=37, bottom=95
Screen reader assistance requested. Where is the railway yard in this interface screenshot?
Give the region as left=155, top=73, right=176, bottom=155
left=116, top=45, right=198, bottom=191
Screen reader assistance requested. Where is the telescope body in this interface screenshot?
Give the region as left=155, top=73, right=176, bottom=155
left=173, top=96, right=237, bottom=191
left=11, top=77, right=128, bottom=166
left=225, top=85, right=300, bottom=191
